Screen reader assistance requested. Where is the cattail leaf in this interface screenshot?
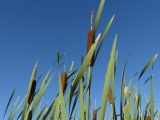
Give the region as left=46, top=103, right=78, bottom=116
left=9, top=96, right=19, bottom=119
left=138, top=54, right=158, bottom=80
left=11, top=95, right=26, bottom=120
left=36, top=103, right=47, bottom=120
left=53, top=52, right=65, bottom=65
left=94, top=0, right=105, bottom=33
left=16, top=110, right=23, bottom=120
left=69, top=85, right=80, bottom=119
left=48, top=99, right=58, bottom=119
left=124, top=88, right=135, bottom=120
left=98, top=34, right=117, bottom=120
left=95, top=15, right=114, bottom=63
left=86, top=66, right=91, bottom=120
left=128, top=88, right=136, bottom=115
left=120, top=61, right=127, bottom=120
left=150, top=76, right=154, bottom=120
left=80, top=79, right=84, bottom=120
left=144, top=75, right=152, bottom=85
left=73, top=109, right=78, bottom=120
left=133, top=91, right=141, bottom=119
left=114, top=50, right=118, bottom=76
left=3, top=88, right=16, bottom=120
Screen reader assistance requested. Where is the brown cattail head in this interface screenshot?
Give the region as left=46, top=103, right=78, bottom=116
left=87, top=11, right=95, bottom=67
left=87, top=30, right=95, bottom=67
left=93, top=108, right=97, bottom=120
left=28, top=79, right=36, bottom=105
left=108, top=87, right=113, bottom=104
left=61, top=72, right=67, bottom=93
left=147, top=116, right=151, bottom=120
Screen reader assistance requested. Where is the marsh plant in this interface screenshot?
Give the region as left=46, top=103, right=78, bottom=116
left=3, top=0, right=159, bottom=119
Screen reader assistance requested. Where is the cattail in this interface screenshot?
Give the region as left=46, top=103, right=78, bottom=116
left=61, top=72, right=67, bottom=93
left=147, top=116, right=151, bottom=120
left=124, top=86, right=130, bottom=97
left=93, top=108, right=97, bottom=120
left=28, top=79, right=36, bottom=105
left=108, top=87, right=113, bottom=104
left=87, top=11, right=95, bottom=67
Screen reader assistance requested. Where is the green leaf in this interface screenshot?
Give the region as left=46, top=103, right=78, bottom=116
left=138, top=54, right=158, bottom=80
left=98, top=34, right=117, bottom=120
left=80, top=79, right=84, bottom=120
left=94, top=0, right=106, bottom=33
left=11, top=96, right=26, bottom=120
left=3, top=88, right=16, bottom=120
left=94, top=15, right=114, bottom=62
left=150, top=76, right=154, bottom=120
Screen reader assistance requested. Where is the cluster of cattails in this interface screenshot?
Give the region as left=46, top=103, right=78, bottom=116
left=61, top=71, right=67, bottom=93
left=93, top=108, right=97, bottom=120
left=87, top=11, right=95, bottom=67
left=28, top=65, right=37, bottom=105
left=108, top=87, right=113, bottom=104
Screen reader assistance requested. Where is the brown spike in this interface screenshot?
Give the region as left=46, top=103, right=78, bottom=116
left=93, top=108, right=97, bottom=120
left=147, top=116, right=151, bottom=120
left=28, top=80, right=36, bottom=105
left=108, top=87, right=113, bottom=104
left=61, top=72, right=67, bottom=93
left=87, top=30, right=95, bottom=67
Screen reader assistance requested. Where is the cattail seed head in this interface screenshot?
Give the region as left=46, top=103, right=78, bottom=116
left=87, top=30, right=95, bottom=67
left=28, top=79, right=36, bottom=105
left=93, top=108, right=97, bottom=120
left=108, top=87, right=113, bottom=104
left=61, top=72, right=67, bottom=93
left=147, top=116, right=151, bottom=120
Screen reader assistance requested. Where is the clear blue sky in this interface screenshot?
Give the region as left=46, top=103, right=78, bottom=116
left=1, top=0, right=160, bottom=119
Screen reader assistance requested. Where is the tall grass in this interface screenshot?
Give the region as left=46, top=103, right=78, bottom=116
left=3, top=0, right=159, bottom=119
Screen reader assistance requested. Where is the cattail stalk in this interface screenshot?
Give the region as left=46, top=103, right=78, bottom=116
left=61, top=72, right=67, bottom=93
left=28, top=80, right=36, bottom=105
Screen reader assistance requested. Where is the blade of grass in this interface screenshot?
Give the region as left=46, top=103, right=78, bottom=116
left=3, top=88, right=16, bottom=120
left=80, top=78, right=84, bottom=120
left=11, top=95, right=26, bottom=120
left=94, top=15, right=114, bottom=63
left=98, top=34, right=117, bottom=120
left=150, top=75, right=154, bottom=120
left=138, top=54, right=158, bottom=80
left=8, top=96, right=19, bottom=120
left=94, top=0, right=105, bottom=33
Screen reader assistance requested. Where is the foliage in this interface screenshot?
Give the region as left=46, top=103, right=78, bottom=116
left=3, top=0, right=159, bottom=119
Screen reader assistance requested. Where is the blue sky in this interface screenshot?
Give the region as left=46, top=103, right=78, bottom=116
left=0, top=0, right=160, bottom=119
